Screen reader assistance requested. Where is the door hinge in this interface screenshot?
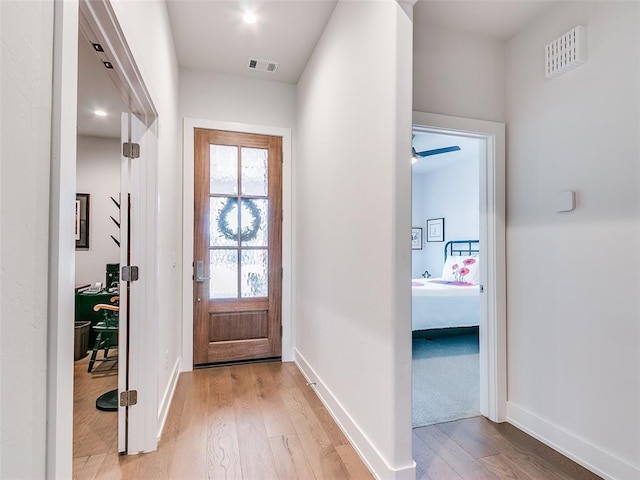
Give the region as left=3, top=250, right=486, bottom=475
left=120, top=390, right=138, bottom=407
left=480, top=285, right=485, bottom=293
left=122, top=142, right=140, bottom=159
left=121, top=265, right=139, bottom=282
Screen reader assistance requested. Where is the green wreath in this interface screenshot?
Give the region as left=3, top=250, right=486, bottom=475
left=217, top=198, right=262, bottom=242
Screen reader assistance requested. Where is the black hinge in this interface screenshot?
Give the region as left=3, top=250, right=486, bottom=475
left=121, top=265, right=139, bottom=282
left=120, top=390, right=138, bottom=407
left=122, top=142, right=140, bottom=159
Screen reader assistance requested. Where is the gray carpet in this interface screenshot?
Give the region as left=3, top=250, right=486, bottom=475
left=412, top=332, right=479, bottom=428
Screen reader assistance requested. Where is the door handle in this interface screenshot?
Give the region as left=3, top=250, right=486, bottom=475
left=195, top=260, right=210, bottom=283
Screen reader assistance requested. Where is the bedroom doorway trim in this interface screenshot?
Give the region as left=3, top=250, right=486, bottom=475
left=412, top=111, right=507, bottom=422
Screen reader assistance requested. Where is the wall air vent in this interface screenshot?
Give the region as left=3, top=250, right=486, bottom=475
left=545, top=26, right=587, bottom=79
left=246, top=57, right=279, bottom=73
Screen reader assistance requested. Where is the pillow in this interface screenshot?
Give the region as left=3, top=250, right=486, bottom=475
left=441, top=255, right=479, bottom=284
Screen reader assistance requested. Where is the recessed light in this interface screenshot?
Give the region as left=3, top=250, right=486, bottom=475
left=94, top=110, right=108, bottom=117
left=243, top=12, right=257, bottom=24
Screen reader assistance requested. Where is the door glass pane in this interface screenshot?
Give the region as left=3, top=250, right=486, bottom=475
left=210, top=145, right=238, bottom=194
left=209, top=249, right=238, bottom=299
left=241, top=249, right=268, bottom=298
left=240, top=198, right=268, bottom=247
left=210, top=197, right=238, bottom=246
left=241, top=147, right=268, bottom=196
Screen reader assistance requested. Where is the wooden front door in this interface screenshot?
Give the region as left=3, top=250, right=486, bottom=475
left=193, top=128, right=282, bottom=365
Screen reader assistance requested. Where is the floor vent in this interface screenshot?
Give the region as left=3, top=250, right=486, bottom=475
left=247, top=57, right=279, bottom=73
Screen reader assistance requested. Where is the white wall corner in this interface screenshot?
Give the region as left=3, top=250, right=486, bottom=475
left=294, top=351, right=417, bottom=480
left=507, top=402, right=640, bottom=480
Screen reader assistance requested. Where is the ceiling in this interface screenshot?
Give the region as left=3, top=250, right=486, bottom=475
left=166, top=0, right=338, bottom=85
left=76, top=0, right=556, bottom=139
left=77, top=32, right=128, bottom=139
left=414, top=0, right=554, bottom=41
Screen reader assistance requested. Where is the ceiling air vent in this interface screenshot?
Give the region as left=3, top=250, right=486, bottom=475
left=247, top=57, right=279, bottom=73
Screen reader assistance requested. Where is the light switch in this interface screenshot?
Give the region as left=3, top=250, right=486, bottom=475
left=554, top=190, right=576, bottom=213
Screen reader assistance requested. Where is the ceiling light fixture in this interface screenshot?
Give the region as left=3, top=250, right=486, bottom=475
left=243, top=12, right=257, bottom=24
left=94, top=110, right=108, bottom=117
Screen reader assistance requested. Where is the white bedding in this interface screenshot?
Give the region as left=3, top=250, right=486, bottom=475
left=411, top=278, right=480, bottom=330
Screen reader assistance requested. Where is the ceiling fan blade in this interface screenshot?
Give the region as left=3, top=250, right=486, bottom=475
left=416, top=145, right=461, bottom=157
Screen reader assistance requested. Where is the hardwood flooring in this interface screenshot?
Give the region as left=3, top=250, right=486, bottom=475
left=73, top=350, right=118, bottom=459
left=73, top=359, right=601, bottom=480
left=73, top=361, right=373, bottom=479
left=413, top=416, right=603, bottom=480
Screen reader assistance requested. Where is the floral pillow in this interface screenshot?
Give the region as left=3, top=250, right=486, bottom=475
left=441, top=256, right=479, bottom=284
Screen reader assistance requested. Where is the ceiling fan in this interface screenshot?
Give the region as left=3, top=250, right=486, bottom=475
left=412, top=145, right=461, bottom=158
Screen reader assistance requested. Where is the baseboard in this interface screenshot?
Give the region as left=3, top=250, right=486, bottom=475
left=294, top=350, right=416, bottom=480
left=156, top=357, right=181, bottom=440
left=507, top=402, right=640, bottom=480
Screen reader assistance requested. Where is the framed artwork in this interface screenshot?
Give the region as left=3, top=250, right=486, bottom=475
left=411, top=228, right=423, bottom=250
left=426, top=217, right=444, bottom=242
left=75, top=193, right=90, bottom=249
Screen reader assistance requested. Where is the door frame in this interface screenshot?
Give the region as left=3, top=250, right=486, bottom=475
left=48, top=0, right=158, bottom=475
left=182, top=119, right=293, bottom=371
left=412, top=111, right=507, bottom=422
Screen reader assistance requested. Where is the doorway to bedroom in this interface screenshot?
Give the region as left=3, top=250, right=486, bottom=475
left=410, top=111, right=507, bottom=440
left=411, top=130, right=482, bottom=428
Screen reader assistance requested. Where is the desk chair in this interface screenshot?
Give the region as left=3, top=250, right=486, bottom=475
left=87, top=299, right=119, bottom=373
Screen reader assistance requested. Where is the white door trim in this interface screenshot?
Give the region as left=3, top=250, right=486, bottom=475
left=412, top=111, right=507, bottom=422
left=49, top=0, right=159, bottom=474
left=181, top=118, right=293, bottom=371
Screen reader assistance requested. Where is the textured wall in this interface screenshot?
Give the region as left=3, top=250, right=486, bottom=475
left=0, top=1, right=54, bottom=478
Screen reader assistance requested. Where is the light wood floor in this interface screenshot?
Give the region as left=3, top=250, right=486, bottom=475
left=413, top=416, right=603, bottom=480
left=73, top=361, right=373, bottom=479
left=73, top=350, right=118, bottom=459
left=73, top=358, right=601, bottom=480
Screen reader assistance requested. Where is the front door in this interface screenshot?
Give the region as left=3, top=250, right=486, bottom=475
left=193, top=128, right=282, bottom=365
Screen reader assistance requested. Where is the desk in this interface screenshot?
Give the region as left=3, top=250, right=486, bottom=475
left=75, top=291, right=115, bottom=347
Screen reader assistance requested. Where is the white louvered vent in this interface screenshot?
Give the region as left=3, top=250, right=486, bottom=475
left=545, top=26, right=587, bottom=79
left=246, top=57, right=279, bottom=73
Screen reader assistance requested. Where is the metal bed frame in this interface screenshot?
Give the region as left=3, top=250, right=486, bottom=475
left=444, top=240, right=479, bottom=260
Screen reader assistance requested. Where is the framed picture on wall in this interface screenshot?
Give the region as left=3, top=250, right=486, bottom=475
left=411, top=228, right=422, bottom=250
left=426, top=217, right=444, bottom=242
left=75, top=193, right=90, bottom=249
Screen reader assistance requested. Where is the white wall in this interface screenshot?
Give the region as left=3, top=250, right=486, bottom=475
left=0, top=1, right=53, bottom=478
left=75, top=135, right=121, bottom=286
left=505, top=2, right=640, bottom=478
left=180, top=69, right=296, bottom=127
left=110, top=0, right=182, bottom=440
left=412, top=156, right=480, bottom=278
left=413, top=21, right=505, bottom=123
left=295, top=2, right=414, bottom=478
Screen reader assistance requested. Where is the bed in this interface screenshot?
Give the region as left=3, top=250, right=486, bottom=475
left=412, top=240, right=480, bottom=331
